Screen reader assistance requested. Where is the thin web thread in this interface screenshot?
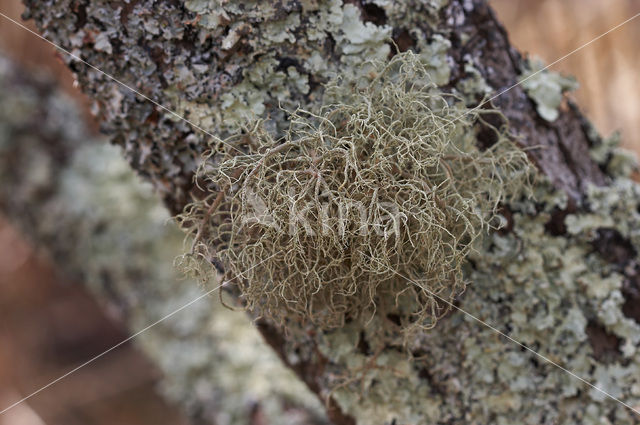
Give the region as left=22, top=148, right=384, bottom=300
left=0, top=5, right=639, bottom=419
left=367, top=254, right=640, bottom=418
left=0, top=250, right=281, bottom=415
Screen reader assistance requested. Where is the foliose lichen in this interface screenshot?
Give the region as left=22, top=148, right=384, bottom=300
left=519, top=58, right=579, bottom=122
left=23, top=0, right=452, bottom=208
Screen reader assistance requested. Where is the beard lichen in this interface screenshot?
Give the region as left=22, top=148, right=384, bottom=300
left=176, top=52, right=533, bottom=335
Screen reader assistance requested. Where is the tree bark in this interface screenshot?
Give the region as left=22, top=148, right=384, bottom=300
left=21, top=1, right=640, bottom=424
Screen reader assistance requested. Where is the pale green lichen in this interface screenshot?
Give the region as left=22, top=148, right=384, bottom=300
left=587, top=129, right=638, bottom=178
left=177, top=52, right=533, bottom=336
left=416, top=33, right=451, bottom=85
left=519, top=58, right=579, bottom=122
left=172, top=0, right=450, bottom=134
left=456, top=59, right=492, bottom=101
left=590, top=131, right=622, bottom=164
left=339, top=4, right=391, bottom=53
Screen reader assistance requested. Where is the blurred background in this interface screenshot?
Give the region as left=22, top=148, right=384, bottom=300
left=493, top=0, right=640, bottom=147
left=0, top=0, right=639, bottom=424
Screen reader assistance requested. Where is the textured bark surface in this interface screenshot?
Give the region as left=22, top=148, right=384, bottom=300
left=19, top=1, right=640, bottom=424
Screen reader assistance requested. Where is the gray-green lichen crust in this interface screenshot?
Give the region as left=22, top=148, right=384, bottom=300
left=48, top=143, right=328, bottom=425
left=519, top=58, right=579, bottom=122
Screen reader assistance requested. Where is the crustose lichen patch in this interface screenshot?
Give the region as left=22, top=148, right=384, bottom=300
left=176, top=52, right=534, bottom=335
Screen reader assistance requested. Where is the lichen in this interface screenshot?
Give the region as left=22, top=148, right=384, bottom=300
left=58, top=144, right=328, bottom=425
left=177, top=52, right=532, bottom=336
left=20, top=1, right=640, bottom=423
left=23, top=0, right=455, bottom=208
left=519, top=58, right=579, bottom=122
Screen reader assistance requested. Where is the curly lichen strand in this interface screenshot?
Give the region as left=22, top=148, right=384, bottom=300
left=176, top=52, right=533, bottom=338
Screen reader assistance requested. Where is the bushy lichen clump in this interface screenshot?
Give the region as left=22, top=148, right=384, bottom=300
left=177, top=52, right=532, bottom=334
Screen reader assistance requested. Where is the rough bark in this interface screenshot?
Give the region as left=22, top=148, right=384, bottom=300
left=20, top=1, right=640, bottom=424
left=0, top=54, right=327, bottom=425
